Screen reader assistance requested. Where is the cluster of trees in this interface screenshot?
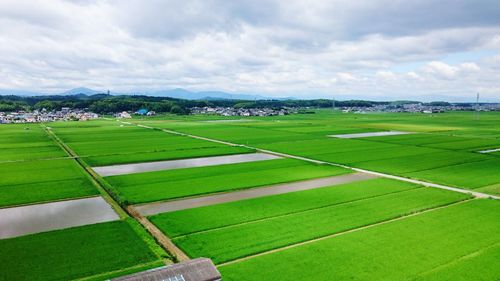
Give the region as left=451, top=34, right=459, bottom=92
left=1, top=94, right=469, bottom=115
left=0, top=94, right=389, bottom=114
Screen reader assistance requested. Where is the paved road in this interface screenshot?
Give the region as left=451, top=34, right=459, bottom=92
left=134, top=173, right=378, bottom=216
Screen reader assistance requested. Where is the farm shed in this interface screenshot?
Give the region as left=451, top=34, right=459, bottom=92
left=111, top=258, right=221, bottom=281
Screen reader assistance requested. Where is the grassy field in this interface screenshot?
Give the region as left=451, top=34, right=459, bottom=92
left=218, top=199, right=500, bottom=280
left=150, top=178, right=420, bottom=237
left=105, top=158, right=351, bottom=204
left=0, top=220, right=163, bottom=281
left=172, top=187, right=469, bottom=264
left=0, top=158, right=98, bottom=207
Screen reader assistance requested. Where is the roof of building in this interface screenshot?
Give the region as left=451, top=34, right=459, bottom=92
left=111, top=258, right=221, bottom=281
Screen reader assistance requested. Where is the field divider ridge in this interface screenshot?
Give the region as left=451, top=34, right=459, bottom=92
left=123, top=120, right=499, bottom=200
left=127, top=206, right=190, bottom=262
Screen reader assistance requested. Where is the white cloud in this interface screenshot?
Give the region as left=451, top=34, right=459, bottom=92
left=0, top=0, right=499, bottom=101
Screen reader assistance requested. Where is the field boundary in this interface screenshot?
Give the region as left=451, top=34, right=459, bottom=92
left=217, top=198, right=475, bottom=267
left=123, top=120, right=500, bottom=200
left=127, top=206, right=190, bottom=262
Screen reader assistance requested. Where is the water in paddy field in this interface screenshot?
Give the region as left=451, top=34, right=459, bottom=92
left=329, top=131, right=413, bottom=138
left=92, top=152, right=281, bottom=177
left=0, top=197, right=119, bottom=239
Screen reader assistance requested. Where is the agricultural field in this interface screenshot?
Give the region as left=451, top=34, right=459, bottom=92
left=105, top=158, right=351, bottom=204
left=49, top=120, right=252, bottom=166
left=0, top=123, right=67, bottom=162
left=218, top=199, right=500, bottom=280
left=136, top=111, right=500, bottom=195
left=0, top=220, right=165, bottom=281
left=0, top=155, right=98, bottom=208
left=153, top=182, right=469, bottom=264
left=1, top=110, right=498, bottom=281
left=0, top=122, right=168, bottom=280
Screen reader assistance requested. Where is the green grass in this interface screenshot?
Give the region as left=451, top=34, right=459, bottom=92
left=218, top=199, right=500, bottom=280
left=150, top=178, right=420, bottom=237
left=0, top=220, right=162, bottom=281
left=173, top=187, right=469, bottom=264
left=105, top=158, right=351, bottom=204
left=0, top=159, right=98, bottom=207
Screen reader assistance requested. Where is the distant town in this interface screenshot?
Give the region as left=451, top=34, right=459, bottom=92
left=0, top=108, right=98, bottom=124
left=1, top=94, right=499, bottom=123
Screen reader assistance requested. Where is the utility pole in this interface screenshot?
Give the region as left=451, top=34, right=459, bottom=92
left=475, top=92, right=480, bottom=120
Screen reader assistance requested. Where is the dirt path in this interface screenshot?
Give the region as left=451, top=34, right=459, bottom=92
left=122, top=120, right=499, bottom=200
left=133, top=172, right=378, bottom=216
left=127, top=206, right=190, bottom=262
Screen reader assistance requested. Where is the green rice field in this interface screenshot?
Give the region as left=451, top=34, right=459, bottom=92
left=0, top=220, right=163, bottom=281
left=137, top=111, right=500, bottom=195
left=49, top=120, right=253, bottom=166
left=105, top=158, right=351, bottom=204
left=0, top=158, right=98, bottom=207
left=218, top=199, right=499, bottom=280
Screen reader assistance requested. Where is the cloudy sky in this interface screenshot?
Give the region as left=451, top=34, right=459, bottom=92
left=1, top=0, right=500, bottom=101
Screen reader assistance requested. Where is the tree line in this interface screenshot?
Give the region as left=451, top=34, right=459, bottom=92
left=0, top=94, right=459, bottom=114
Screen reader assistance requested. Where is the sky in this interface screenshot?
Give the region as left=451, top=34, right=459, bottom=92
left=1, top=0, right=500, bottom=101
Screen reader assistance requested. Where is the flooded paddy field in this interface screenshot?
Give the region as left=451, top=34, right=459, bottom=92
left=93, top=152, right=281, bottom=176
left=328, top=131, right=412, bottom=138
left=0, top=196, right=119, bottom=239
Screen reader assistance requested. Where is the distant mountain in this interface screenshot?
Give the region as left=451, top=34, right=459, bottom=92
left=61, top=87, right=101, bottom=95
left=147, top=88, right=269, bottom=100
